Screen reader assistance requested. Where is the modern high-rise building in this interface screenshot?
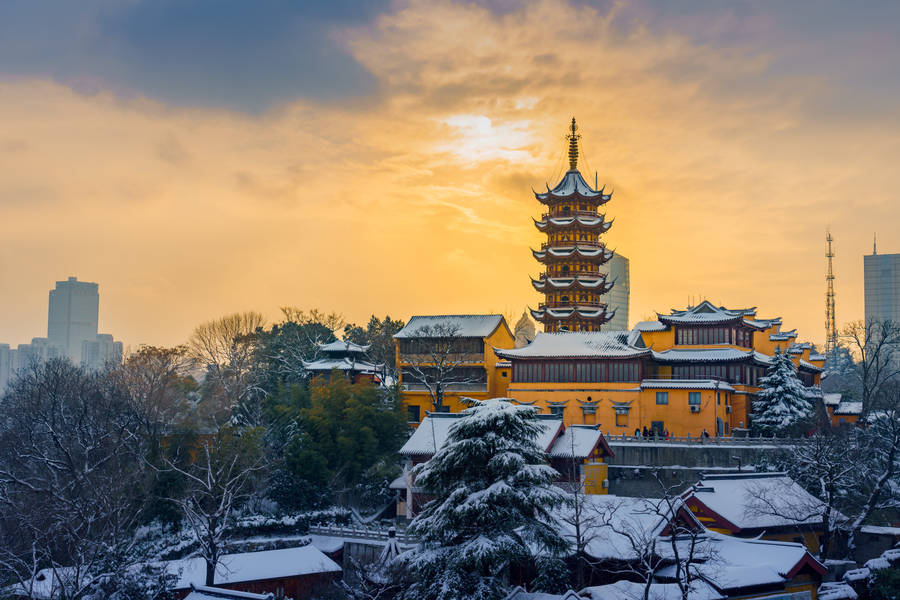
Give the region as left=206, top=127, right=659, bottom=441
left=0, top=344, right=13, bottom=391
left=48, top=276, right=100, bottom=364
left=600, top=253, right=630, bottom=331
left=864, top=250, right=900, bottom=327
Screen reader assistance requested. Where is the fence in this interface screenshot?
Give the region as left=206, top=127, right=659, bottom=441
left=604, top=433, right=803, bottom=446
left=308, top=524, right=417, bottom=545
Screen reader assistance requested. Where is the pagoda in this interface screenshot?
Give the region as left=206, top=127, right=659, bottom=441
left=530, top=118, right=616, bottom=332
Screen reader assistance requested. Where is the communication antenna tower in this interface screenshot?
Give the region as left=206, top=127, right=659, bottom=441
left=825, top=230, right=837, bottom=356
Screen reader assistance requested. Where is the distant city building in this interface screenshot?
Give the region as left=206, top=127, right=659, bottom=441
left=48, top=276, right=100, bottom=363
left=600, top=253, right=630, bottom=331
left=0, top=343, right=13, bottom=391
left=81, top=333, right=124, bottom=371
left=864, top=250, right=900, bottom=327
left=0, top=277, right=122, bottom=389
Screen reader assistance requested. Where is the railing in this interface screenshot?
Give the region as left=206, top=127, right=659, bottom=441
left=605, top=434, right=804, bottom=445
left=401, top=383, right=488, bottom=392
left=540, top=271, right=603, bottom=279
left=309, top=524, right=417, bottom=544
left=539, top=301, right=604, bottom=309
left=540, top=210, right=602, bottom=220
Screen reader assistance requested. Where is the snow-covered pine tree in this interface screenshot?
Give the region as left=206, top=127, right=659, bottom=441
left=752, top=348, right=812, bottom=436
left=400, top=398, right=569, bottom=600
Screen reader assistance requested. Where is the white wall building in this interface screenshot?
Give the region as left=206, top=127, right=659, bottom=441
left=48, top=276, right=100, bottom=364
left=600, top=253, right=630, bottom=331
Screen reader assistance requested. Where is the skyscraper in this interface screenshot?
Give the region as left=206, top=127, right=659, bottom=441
left=600, top=253, right=630, bottom=331
left=864, top=249, right=900, bottom=327
left=47, top=276, right=99, bottom=363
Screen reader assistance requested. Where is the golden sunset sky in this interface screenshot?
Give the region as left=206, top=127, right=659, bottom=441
left=1, top=0, right=899, bottom=349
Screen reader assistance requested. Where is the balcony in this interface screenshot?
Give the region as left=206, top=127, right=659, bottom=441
left=541, top=270, right=602, bottom=279
left=540, top=210, right=601, bottom=220
left=539, top=301, right=605, bottom=309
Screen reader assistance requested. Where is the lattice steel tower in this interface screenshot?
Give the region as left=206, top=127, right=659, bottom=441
left=825, top=230, right=837, bottom=356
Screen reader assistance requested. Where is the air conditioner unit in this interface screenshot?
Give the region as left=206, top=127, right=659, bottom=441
left=725, top=406, right=732, bottom=414
left=690, top=405, right=701, bottom=413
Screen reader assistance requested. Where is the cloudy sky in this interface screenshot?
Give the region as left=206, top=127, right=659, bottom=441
left=1, top=0, right=899, bottom=348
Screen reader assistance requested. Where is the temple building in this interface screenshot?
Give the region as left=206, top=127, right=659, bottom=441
left=302, top=340, right=383, bottom=384
left=496, top=301, right=825, bottom=437
left=530, top=118, right=617, bottom=332
left=393, top=314, right=515, bottom=425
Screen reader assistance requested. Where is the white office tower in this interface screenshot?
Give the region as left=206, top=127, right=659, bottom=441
left=599, top=253, right=630, bottom=331
left=48, top=276, right=100, bottom=363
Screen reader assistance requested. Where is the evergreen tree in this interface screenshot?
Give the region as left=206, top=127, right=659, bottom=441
left=400, top=398, right=568, bottom=600
left=752, top=348, right=811, bottom=435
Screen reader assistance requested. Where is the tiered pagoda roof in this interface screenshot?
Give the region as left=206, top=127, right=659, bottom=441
left=534, top=170, right=612, bottom=203
left=528, top=118, right=618, bottom=332
left=533, top=214, right=613, bottom=233
left=656, top=300, right=781, bottom=330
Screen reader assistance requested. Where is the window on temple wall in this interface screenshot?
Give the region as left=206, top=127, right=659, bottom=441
left=656, top=392, right=669, bottom=405
left=615, top=408, right=629, bottom=427
left=562, top=265, right=570, bottom=274
left=688, top=392, right=701, bottom=405
left=582, top=408, right=596, bottom=425
left=407, top=405, right=420, bottom=423
left=549, top=405, right=565, bottom=418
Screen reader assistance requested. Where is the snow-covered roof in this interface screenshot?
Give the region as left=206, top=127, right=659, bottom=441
left=861, top=525, right=900, bottom=536
left=13, top=545, right=341, bottom=599
left=640, top=379, right=735, bottom=392
left=185, top=586, right=273, bottom=600
left=318, top=340, right=369, bottom=354
left=529, top=306, right=615, bottom=321
left=633, top=320, right=667, bottom=332
left=532, top=246, right=614, bottom=261
left=798, top=358, right=823, bottom=372
left=504, top=586, right=583, bottom=600
left=581, top=580, right=724, bottom=600
left=809, top=353, right=826, bottom=362
left=657, top=301, right=759, bottom=326
left=546, top=425, right=613, bottom=459
left=302, top=357, right=380, bottom=373
left=535, top=169, right=611, bottom=201
left=556, top=495, right=695, bottom=561
left=823, top=393, right=842, bottom=407
left=531, top=275, right=613, bottom=292
left=818, top=582, right=859, bottom=600
left=769, top=329, right=798, bottom=341
left=651, top=348, right=767, bottom=364
left=834, top=401, right=862, bottom=415
left=399, top=411, right=563, bottom=456
left=164, top=545, right=341, bottom=589
left=533, top=214, right=612, bottom=232
left=494, top=331, right=648, bottom=359
left=686, top=472, right=828, bottom=530
left=657, top=532, right=824, bottom=591
left=394, top=314, right=505, bottom=339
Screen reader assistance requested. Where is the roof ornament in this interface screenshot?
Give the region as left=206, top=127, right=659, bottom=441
left=567, top=117, right=581, bottom=171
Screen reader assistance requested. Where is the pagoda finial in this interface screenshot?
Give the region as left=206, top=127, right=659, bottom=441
left=567, top=117, right=581, bottom=171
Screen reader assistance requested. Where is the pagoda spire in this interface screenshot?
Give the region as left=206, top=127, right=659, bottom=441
left=567, top=117, right=581, bottom=170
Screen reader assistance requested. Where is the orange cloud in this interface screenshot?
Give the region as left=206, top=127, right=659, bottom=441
left=0, top=0, right=896, bottom=349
